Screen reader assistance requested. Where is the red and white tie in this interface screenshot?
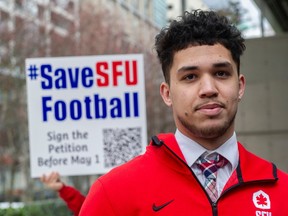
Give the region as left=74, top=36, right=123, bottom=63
left=196, top=153, right=228, bottom=202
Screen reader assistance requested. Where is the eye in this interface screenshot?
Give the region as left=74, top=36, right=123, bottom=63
left=215, top=71, right=230, bottom=78
left=184, top=74, right=197, bottom=80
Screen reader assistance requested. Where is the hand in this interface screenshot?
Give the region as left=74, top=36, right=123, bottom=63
left=40, top=171, right=64, bottom=191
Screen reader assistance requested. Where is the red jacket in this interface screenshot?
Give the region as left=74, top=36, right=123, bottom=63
left=58, top=185, right=85, bottom=216
left=80, top=133, right=288, bottom=215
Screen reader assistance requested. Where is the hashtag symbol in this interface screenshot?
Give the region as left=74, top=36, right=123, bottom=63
left=27, top=65, right=39, bottom=80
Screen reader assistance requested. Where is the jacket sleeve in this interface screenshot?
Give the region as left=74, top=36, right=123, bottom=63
left=79, top=180, right=115, bottom=215
left=58, top=185, right=86, bottom=216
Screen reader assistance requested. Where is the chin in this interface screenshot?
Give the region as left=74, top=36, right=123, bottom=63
left=194, top=123, right=231, bottom=138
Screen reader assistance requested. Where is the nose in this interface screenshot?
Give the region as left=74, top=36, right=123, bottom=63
left=198, top=75, right=218, bottom=98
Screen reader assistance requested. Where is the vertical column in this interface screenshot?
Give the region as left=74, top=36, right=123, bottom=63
left=73, top=0, right=80, bottom=54
left=8, top=0, right=16, bottom=66
left=44, top=0, right=51, bottom=56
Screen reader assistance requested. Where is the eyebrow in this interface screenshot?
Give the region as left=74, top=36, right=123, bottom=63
left=177, top=66, right=198, bottom=73
left=177, top=61, right=233, bottom=73
left=213, top=62, right=233, bottom=69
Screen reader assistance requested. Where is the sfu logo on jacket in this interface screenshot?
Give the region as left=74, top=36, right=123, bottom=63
left=79, top=134, right=288, bottom=216
left=253, top=190, right=271, bottom=216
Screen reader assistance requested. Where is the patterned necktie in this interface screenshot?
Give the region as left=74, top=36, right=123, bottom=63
left=196, top=153, right=228, bottom=202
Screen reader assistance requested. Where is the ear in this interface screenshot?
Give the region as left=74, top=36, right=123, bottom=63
left=160, top=82, right=172, bottom=107
left=238, top=74, right=245, bottom=101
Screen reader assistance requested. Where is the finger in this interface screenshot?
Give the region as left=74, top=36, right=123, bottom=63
left=50, top=172, right=59, bottom=182
left=40, top=174, right=45, bottom=182
left=47, top=172, right=56, bottom=182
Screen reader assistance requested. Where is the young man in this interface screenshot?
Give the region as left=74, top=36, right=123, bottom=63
left=79, top=10, right=288, bottom=215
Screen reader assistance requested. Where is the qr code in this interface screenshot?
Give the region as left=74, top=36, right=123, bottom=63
left=103, top=127, right=142, bottom=168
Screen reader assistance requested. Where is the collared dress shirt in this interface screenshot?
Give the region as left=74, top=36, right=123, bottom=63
left=176, top=129, right=239, bottom=197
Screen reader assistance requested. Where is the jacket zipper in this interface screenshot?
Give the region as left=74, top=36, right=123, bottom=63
left=160, top=141, right=219, bottom=216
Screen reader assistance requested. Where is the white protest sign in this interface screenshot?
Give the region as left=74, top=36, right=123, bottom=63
left=25, top=54, right=147, bottom=177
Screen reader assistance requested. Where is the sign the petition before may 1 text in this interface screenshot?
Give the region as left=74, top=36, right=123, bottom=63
left=26, top=54, right=147, bottom=177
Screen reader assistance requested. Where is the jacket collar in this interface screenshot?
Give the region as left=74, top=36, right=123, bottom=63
left=237, top=143, right=277, bottom=182
left=150, top=133, right=278, bottom=187
left=151, top=133, right=186, bottom=161
left=223, top=142, right=278, bottom=190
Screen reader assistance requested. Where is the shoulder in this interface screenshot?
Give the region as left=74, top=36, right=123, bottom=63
left=276, top=168, right=288, bottom=181
left=84, top=153, right=152, bottom=206
left=99, top=152, right=149, bottom=184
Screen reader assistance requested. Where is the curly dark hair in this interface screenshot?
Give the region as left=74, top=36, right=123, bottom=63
left=155, top=10, right=246, bottom=83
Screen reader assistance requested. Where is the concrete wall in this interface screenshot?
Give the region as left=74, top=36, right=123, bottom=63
left=235, top=35, right=288, bottom=172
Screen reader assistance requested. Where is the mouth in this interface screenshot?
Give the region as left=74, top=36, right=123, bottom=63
left=195, top=102, right=225, bottom=116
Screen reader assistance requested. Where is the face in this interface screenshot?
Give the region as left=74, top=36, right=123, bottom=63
left=160, top=44, right=245, bottom=149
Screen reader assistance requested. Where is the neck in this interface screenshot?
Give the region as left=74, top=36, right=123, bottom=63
left=179, top=128, right=235, bottom=151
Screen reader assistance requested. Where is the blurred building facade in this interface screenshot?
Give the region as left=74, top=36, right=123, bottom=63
left=92, top=0, right=167, bottom=48
left=0, top=0, right=167, bottom=72
left=0, top=0, right=80, bottom=71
